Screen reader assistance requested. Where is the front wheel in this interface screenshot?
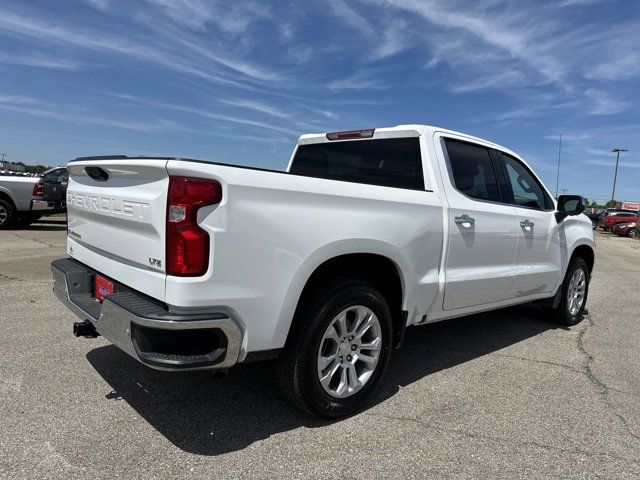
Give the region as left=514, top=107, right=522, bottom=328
left=550, top=257, right=590, bottom=326
left=275, top=279, right=393, bottom=418
left=627, top=228, right=637, bottom=238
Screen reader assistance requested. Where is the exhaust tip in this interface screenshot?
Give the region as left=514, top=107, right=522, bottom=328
left=73, top=319, right=99, bottom=338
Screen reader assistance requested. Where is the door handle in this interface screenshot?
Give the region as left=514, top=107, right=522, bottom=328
left=520, top=219, right=534, bottom=230
left=454, top=214, right=475, bottom=226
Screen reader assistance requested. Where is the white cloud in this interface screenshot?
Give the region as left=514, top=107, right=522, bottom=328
left=326, top=69, right=389, bottom=91
left=558, top=0, right=609, bottom=6
left=584, top=88, right=630, bottom=115
left=81, top=0, right=109, bottom=10
left=0, top=9, right=278, bottom=88
left=105, top=94, right=297, bottom=134
left=449, top=70, right=529, bottom=93
left=587, top=158, right=640, bottom=169
left=0, top=94, right=39, bottom=104
left=0, top=103, right=190, bottom=132
left=220, top=99, right=292, bottom=119
left=0, top=52, right=80, bottom=70
left=143, top=0, right=272, bottom=33
left=327, top=0, right=375, bottom=36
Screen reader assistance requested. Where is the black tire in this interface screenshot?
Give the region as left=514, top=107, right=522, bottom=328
left=0, top=198, right=16, bottom=230
left=550, top=257, right=590, bottom=326
left=275, top=279, right=393, bottom=418
left=13, top=213, right=42, bottom=228
left=627, top=228, right=637, bottom=238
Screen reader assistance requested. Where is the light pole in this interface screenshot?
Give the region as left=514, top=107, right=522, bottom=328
left=610, top=148, right=628, bottom=207
left=555, top=134, right=562, bottom=198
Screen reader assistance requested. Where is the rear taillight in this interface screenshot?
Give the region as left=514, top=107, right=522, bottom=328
left=166, top=176, right=222, bottom=276
left=33, top=181, right=44, bottom=197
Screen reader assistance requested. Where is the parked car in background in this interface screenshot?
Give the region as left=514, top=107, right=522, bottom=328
left=0, top=174, right=55, bottom=228
left=52, top=124, right=595, bottom=418
left=584, top=210, right=603, bottom=230
left=599, top=211, right=639, bottom=231
left=612, top=222, right=637, bottom=238
left=42, top=167, right=68, bottom=213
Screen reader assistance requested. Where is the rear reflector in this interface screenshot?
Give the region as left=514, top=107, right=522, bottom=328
left=166, top=177, right=222, bottom=276
left=326, top=129, right=375, bottom=141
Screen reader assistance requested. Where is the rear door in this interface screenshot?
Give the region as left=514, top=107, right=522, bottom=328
left=66, top=159, right=169, bottom=300
left=436, top=135, right=518, bottom=310
left=494, top=151, right=561, bottom=296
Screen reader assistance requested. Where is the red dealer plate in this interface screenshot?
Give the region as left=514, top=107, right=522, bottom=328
left=95, top=275, right=114, bottom=303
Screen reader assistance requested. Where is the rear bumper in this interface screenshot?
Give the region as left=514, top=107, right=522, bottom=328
left=31, top=199, right=55, bottom=211
left=51, top=258, right=242, bottom=371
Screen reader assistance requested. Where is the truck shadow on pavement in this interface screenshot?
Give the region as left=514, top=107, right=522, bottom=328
left=86, top=303, right=557, bottom=456
left=14, top=218, right=67, bottom=231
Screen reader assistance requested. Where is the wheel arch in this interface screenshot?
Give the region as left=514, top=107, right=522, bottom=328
left=276, top=241, right=410, bottom=351
left=570, top=243, right=595, bottom=274
left=0, top=189, right=17, bottom=209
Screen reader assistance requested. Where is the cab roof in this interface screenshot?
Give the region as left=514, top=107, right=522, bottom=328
left=297, top=124, right=512, bottom=158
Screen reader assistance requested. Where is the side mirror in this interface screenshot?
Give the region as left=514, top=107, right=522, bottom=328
left=556, top=195, right=585, bottom=222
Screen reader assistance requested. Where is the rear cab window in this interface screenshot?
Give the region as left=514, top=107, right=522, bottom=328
left=290, top=138, right=424, bottom=190
left=443, top=138, right=501, bottom=203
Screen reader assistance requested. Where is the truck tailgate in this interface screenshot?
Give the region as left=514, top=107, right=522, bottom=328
left=66, top=159, right=169, bottom=300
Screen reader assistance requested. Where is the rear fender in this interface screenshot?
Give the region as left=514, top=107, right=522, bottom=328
left=271, top=239, right=411, bottom=349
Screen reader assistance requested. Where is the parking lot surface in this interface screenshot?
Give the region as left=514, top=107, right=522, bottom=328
left=1, top=217, right=639, bottom=479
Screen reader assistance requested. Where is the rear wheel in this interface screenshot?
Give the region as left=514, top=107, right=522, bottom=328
left=550, top=257, right=590, bottom=326
left=14, top=213, right=42, bottom=228
left=275, top=279, right=393, bottom=418
left=627, top=228, right=637, bottom=238
left=0, top=199, right=16, bottom=230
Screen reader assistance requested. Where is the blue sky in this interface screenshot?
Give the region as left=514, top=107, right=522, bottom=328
left=1, top=0, right=639, bottom=204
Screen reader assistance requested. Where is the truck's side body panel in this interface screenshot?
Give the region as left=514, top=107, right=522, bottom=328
left=0, top=176, right=40, bottom=210
left=165, top=159, right=444, bottom=354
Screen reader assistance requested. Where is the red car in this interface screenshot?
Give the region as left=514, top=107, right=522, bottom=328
left=600, top=211, right=639, bottom=231
left=612, top=222, right=637, bottom=238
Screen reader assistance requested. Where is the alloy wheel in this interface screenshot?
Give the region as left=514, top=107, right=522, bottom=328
left=567, top=268, right=586, bottom=316
left=317, top=305, right=382, bottom=399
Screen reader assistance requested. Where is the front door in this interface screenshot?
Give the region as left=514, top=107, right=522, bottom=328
left=494, top=151, right=561, bottom=296
left=437, top=136, right=519, bottom=310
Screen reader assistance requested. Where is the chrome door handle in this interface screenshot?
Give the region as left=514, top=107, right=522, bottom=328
left=454, top=214, right=475, bottom=226
left=520, top=219, right=534, bottom=229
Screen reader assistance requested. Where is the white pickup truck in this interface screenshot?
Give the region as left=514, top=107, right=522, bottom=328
left=52, top=125, right=594, bottom=417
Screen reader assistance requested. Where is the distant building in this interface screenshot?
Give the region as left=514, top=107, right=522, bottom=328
left=0, top=161, right=25, bottom=172
left=620, top=201, right=640, bottom=211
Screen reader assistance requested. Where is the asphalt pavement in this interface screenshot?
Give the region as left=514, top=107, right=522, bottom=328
left=1, top=217, right=639, bottom=479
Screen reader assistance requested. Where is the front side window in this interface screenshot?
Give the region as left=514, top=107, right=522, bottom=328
left=444, top=139, right=500, bottom=203
left=499, top=153, right=551, bottom=210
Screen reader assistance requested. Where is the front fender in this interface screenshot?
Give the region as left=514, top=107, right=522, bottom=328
left=559, top=214, right=596, bottom=279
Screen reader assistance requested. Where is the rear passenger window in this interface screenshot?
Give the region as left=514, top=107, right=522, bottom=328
left=444, top=139, right=500, bottom=203
left=290, top=138, right=424, bottom=190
